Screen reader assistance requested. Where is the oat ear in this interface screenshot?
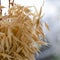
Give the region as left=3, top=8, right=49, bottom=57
left=45, top=22, right=50, bottom=31
left=38, top=0, right=45, bottom=19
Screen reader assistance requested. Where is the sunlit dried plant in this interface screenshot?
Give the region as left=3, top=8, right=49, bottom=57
left=0, top=3, right=49, bottom=60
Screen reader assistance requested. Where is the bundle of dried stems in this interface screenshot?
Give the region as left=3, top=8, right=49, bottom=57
left=0, top=4, right=49, bottom=60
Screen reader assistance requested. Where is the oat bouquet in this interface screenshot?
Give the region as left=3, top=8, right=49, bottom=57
left=0, top=4, right=49, bottom=60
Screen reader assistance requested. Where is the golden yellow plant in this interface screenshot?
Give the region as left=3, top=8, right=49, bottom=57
left=0, top=4, right=48, bottom=60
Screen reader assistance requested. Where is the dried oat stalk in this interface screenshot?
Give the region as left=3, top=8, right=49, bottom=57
left=0, top=4, right=48, bottom=60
